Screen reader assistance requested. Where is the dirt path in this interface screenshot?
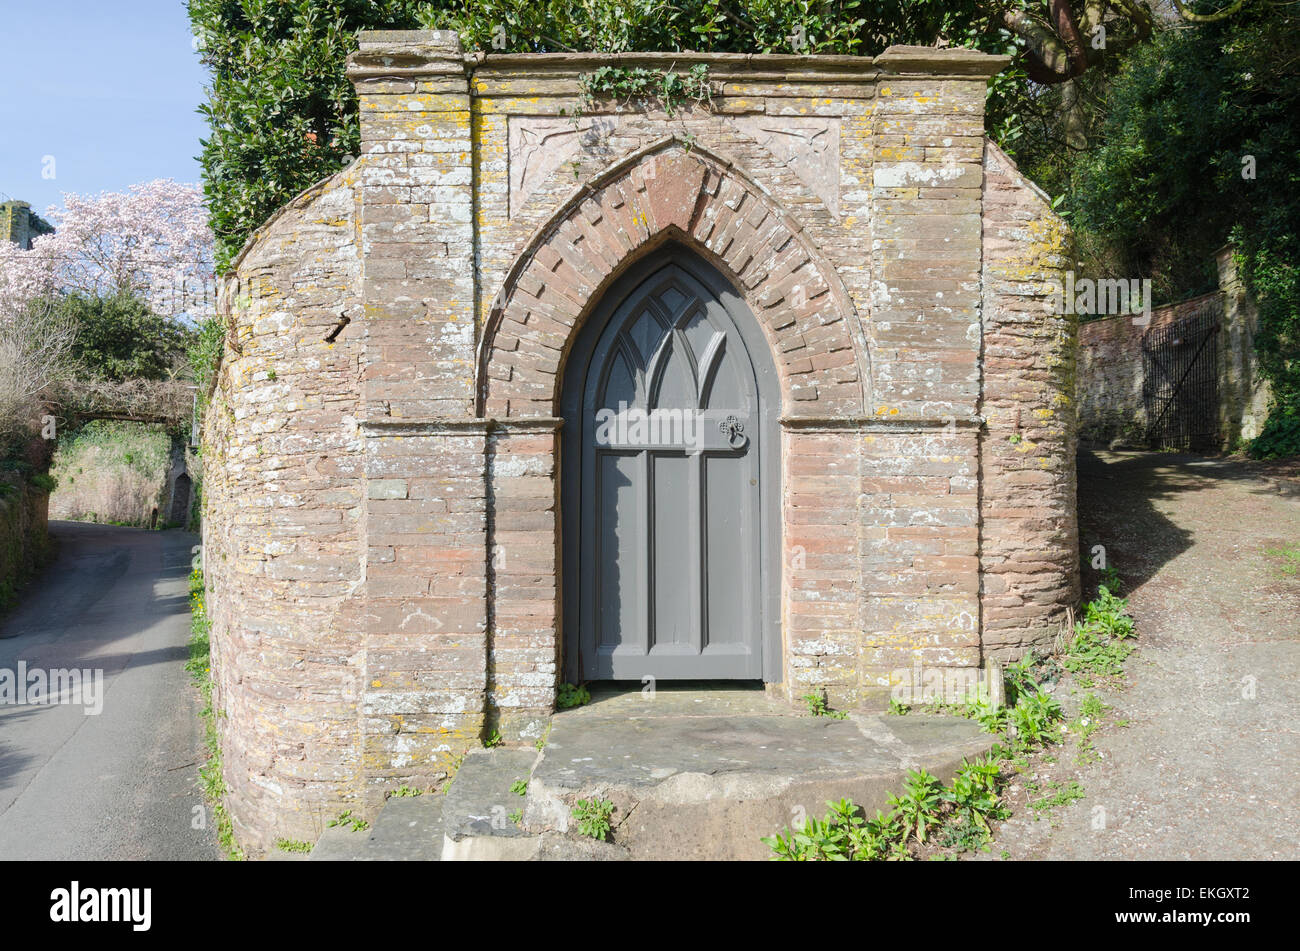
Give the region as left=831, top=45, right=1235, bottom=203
left=989, top=450, right=1300, bottom=860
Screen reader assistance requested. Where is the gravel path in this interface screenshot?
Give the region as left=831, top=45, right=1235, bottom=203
left=989, top=450, right=1299, bottom=860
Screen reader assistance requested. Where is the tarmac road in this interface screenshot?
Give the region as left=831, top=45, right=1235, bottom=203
left=0, top=521, right=216, bottom=860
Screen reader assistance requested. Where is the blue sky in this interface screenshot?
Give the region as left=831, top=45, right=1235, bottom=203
left=0, top=1, right=208, bottom=214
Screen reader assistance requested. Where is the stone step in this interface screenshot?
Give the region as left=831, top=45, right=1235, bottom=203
left=440, top=747, right=544, bottom=860
left=308, top=698, right=995, bottom=861
left=521, top=706, right=994, bottom=861
left=308, top=794, right=444, bottom=861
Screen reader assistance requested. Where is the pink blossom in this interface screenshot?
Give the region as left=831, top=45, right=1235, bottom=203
left=0, top=180, right=214, bottom=322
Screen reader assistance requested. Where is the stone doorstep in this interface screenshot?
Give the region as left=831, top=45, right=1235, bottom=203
left=444, top=706, right=991, bottom=861
left=306, top=708, right=992, bottom=861
left=520, top=710, right=992, bottom=861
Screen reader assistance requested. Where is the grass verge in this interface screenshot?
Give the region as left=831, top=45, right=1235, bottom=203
left=185, top=565, right=244, bottom=860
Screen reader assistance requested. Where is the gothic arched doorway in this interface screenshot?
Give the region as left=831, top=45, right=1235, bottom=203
left=560, top=245, right=780, bottom=682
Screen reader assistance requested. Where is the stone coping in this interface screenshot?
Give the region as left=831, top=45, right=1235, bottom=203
left=348, top=33, right=1009, bottom=82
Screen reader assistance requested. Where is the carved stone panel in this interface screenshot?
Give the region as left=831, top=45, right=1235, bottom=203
left=733, top=116, right=841, bottom=218
left=508, top=115, right=620, bottom=216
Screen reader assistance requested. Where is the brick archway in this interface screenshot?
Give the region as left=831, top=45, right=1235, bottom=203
left=477, top=140, right=869, bottom=419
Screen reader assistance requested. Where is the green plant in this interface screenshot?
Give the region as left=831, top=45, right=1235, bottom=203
left=534, top=723, right=552, bottom=750
left=484, top=728, right=503, bottom=748
left=1266, top=543, right=1300, bottom=577
left=763, top=799, right=899, bottom=862
left=389, top=785, right=422, bottom=798
left=29, top=473, right=57, bottom=493
left=1008, top=689, right=1064, bottom=747
left=1029, top=780, right=1086, bottom=813
left=886, top=769, right=945, bottom=845
left=510, top=779, right=528, bottom=797
left=802, top=691, right=848, bottom=719
left=556, top=683, right=591, bottom=710
left=1060, top=585, right=1138, bottom=686
left=186, top=565, right=243, bottom=860
left=572, top=797, right=615, bottom=841
left=1062, top=625, right=1134, bottom=684
left=1082, top=586, right=1136, bottom=639
left=887, top=698, right=911, bottom=716
left=56, top=290, right=196, bottom=383
left=1003, top=650, right=1044, bottom=706
left=328, top=809, right=369, bottom=832
left=274, top=838, right=313, bottom=853
left=574, top=64, right=713, bottom=118
left=507, top=809, right=523, bottom=825
left=1099, top=564, right=1122, bottom=594
left=942, top=757, right=1007, bottom=845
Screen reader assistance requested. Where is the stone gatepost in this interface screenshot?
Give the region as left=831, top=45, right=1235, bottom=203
left=348, top=32, right=488, bottom=809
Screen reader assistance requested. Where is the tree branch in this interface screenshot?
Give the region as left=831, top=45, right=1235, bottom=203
left=1170, top=0, right=1252, bottom=22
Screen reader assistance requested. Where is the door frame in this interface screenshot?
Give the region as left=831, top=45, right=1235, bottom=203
left=559, top=243, right=782, bottom=684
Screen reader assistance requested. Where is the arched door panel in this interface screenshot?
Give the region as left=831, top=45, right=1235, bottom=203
left=561, top=248, right=778, bottom=681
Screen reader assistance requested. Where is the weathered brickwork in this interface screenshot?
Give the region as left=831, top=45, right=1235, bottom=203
left=204, top=168, right=367, bottom=847
left=978, top=142, right=1079, bottom=656
left=202, top=31, right=1079, bottom=852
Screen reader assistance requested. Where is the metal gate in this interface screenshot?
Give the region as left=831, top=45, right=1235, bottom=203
left=1142, top=301, right=1221, bottom=451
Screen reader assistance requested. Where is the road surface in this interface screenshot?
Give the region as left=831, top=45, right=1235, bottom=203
left=0, top=521, right=216, bottom=860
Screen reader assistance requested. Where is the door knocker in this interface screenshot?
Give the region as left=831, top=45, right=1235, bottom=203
left=719, top=414, right=747, bottom=449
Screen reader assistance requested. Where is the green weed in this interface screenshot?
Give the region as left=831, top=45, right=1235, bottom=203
left=556, top=683, right=591, bottom=710
left=572, top=797, right=615, bottom=841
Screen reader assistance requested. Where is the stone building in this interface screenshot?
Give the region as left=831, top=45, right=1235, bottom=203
left=0, top=200, right=53, bottom=249
left=201, top=30, right=1078, bottom=850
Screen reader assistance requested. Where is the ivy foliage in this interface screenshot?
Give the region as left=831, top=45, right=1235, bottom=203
left=1069, top=7, right=1300, bottom=456
left=188, top=0, right=422, bottom=271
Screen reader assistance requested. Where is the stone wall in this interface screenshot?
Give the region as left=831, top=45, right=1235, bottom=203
left=203, top=166, right=367, bottom=847
left=978, top=141, right=1078, bottom=657
left=1076, top=294, right=1215, bottom=448
left=202, top=31, right=1078, bottom=852
left=0, top=478, right=51, bottom=607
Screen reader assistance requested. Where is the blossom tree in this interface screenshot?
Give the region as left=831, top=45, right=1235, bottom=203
left=0, top=179, right=215, bottom=322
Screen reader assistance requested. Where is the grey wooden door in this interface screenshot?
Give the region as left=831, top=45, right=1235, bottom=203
left=562, top=248, right=778, bottom=682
